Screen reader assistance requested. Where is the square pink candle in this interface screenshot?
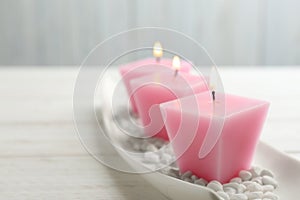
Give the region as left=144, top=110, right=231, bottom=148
left=130, top=70, right=208, bottom=141
left=119, top=58, right=192, bottom=114
left=160, top=91, right=269, bottom=183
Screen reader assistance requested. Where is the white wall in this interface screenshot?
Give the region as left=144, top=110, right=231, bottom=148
left=0, top=0, right=299, bottom=65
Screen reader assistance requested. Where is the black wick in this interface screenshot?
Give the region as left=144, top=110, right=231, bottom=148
left=212, top=90, right=215, bottom=101
left=174, top=69, right=178, bottom=77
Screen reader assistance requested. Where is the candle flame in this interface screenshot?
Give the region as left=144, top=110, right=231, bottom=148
left=153, top=41, right=163, bottom=59
left=172, top=56, right=181, bottom=71
left=209, top=66, right=218, bottom=91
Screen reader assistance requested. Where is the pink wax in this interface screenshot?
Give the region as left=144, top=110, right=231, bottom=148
left=160, top=91, right=269, bottom=183
left=130, top=69, right=208, bottom=141
left=119, top=58, right=192, bottom=114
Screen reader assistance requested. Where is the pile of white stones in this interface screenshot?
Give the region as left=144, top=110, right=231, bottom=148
left=164, top=167, right=279, bottom=200
left=127, top=137, right=279, bottom=200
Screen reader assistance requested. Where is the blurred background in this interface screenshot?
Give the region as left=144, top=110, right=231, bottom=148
left=0, top=0, right=299, bottom=66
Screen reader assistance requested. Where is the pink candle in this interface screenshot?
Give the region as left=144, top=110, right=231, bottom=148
left=130, top=69, right=208, bottom=141
left=119, top=58, right=192, bottom=114
left=160, top=91, right=269, bottom=183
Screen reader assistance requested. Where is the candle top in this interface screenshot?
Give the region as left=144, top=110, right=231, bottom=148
left=160, top=91, right=269, bottom=118
left=119, top=57, right=192, bottom=75
left=129, top=70, right=208, bottom=93
left=172, top=56, right=181, bottom=71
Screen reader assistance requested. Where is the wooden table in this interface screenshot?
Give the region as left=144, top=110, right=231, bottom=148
left=1, top=66, right=299, bottom=199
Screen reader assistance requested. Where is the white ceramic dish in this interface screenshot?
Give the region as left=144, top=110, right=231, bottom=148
left=140, top=142, right=300, bottom=200
left=101, top=112, right=300, bottom=200
left=98, top=70, right=300, bottom=200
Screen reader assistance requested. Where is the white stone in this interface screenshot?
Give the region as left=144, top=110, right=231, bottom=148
left=239, top=184, right=247, bottom=193
left=223, top=182, right=244, bottom=193
left=132, top=142, right=141, bottom=151
left=143, top=152, right=160, bottom=163
left=161, top=153, right=173, bottom=164
left=239, top=170, right=252, bottom=181
left=262, top=185, right=275, bottom=193
left=194, top=178, right=207, bottom=186
left=207, top=180, right=223, bottom=192
left=252, top=177, right=263, bottom=185
left=230, top=193, right=248, bottom=200
left=217, top=191, right=230, bottom=200
left=223, top=186, right=236, bottom=195
left=249, top=166, right=262, bottom=178
left=247, top=182, right=263, bottom=192
left=263, top=192, right=279, bottom=200
left=140, top=142, right=149, bottom=151
left=230, top=177, right=242, bottom=184
left=246, top=191, right=263, bottom=199
left=181, top=171, right=192, bottom=179
left=260, top=169, right=275, bottom=178
left=154, top=140, right=164, bottom=148
left=262, top=176, right=278, bottom=188
left=146, top=144, right=157, bottom=152
left=191, top=175, right=198, bottom=181
left=242, top=181, right=253, bottom=186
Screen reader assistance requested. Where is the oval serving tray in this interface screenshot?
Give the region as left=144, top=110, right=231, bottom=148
left=98, top=106, right=300, bottom=200
left=97, top=70, right=300, bottom=200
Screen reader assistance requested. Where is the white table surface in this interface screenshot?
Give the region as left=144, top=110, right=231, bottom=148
left=1, top=66, right=299, bottom=199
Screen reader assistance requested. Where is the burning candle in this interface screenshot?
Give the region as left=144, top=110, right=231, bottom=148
left=130, top=58, right=209, bottom=141
left=119, top=42, right=192, bottom=114
left=153, top=41, right=163, bottom=62
left=172, top=55, right=181, bottom=77
left=160, top=91, right=269, bottom=183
